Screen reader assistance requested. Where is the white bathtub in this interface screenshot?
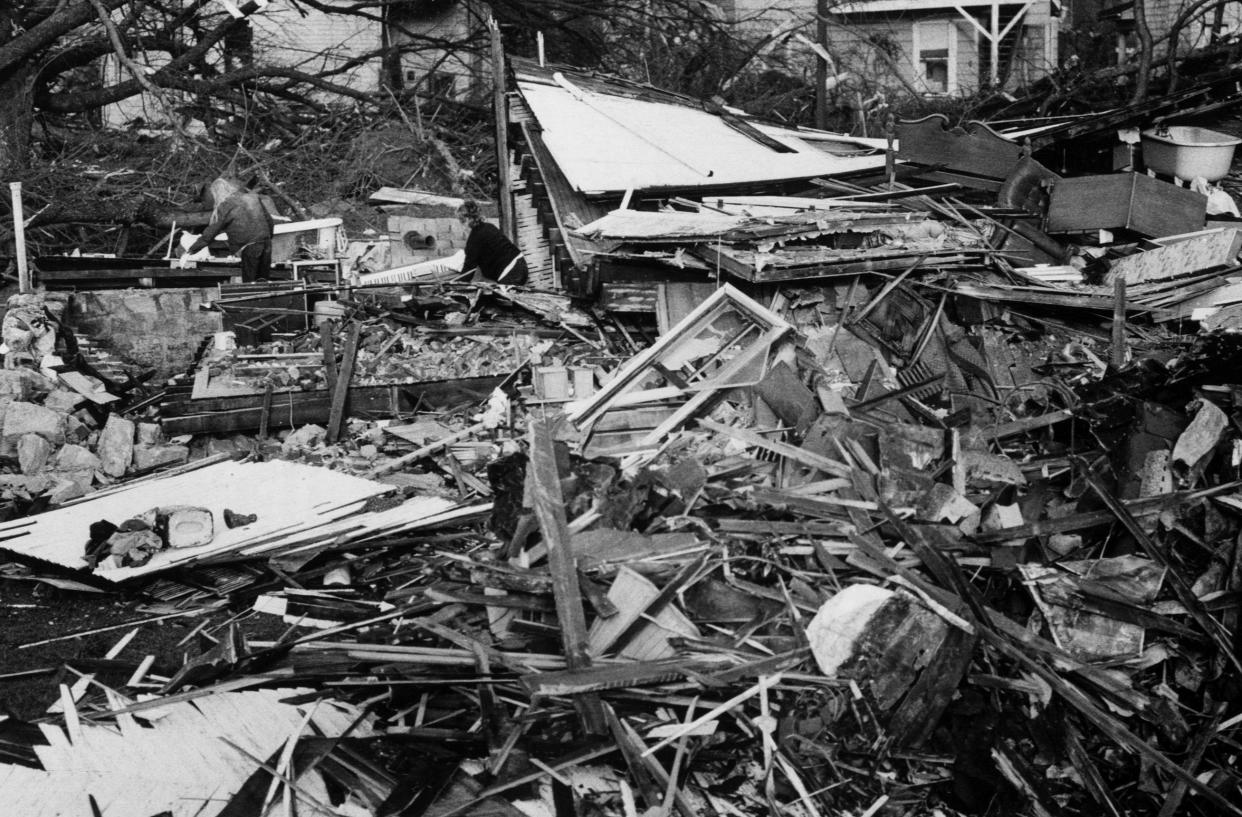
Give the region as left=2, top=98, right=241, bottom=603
left=1141, top=125, right=1241, bottom=182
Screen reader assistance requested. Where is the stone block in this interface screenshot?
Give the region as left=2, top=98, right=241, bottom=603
left=0, top=473, right=50, bottom=495
left=133, top=444, right=190, bottom=470
left=136, top=423, right=163, bottom=446
left=3, top=402, right=65, bottom=445
left=64, top=414, right=90, bottom=444
left=17, top=434, right=52, bottom=475
left=0, top=369, right=39, bottom=401
left=205, top=436, right=241, bottom=456
left=44, top=390, right=84, bottom=414
left=97, top=415, right=135, bottom=477
left=69, top=288, right=223, bottom=378
left=54, top=444, right=102, bottom=473
left=281, top=424, right=326, bottom=453
left=47, top=476, right=89, bottom=505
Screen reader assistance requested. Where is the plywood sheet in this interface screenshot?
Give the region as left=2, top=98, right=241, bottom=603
left=1108, top=228, right=1242, bottom=284
left=0, top=459, right=391, bottom=581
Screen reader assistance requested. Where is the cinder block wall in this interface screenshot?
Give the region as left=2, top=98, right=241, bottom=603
left=69, top=289, right=223, bottom=378
left=387, top=216, right=472, bottom=267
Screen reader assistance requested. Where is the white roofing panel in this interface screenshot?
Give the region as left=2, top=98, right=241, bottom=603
left=518, top=79, right=886, bottom=194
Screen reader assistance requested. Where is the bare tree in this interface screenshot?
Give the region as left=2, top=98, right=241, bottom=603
left=1130, top=0, right=1155, bottom=103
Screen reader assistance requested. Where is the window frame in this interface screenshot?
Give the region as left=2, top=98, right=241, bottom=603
left=912, top=18, right=959, bottom=95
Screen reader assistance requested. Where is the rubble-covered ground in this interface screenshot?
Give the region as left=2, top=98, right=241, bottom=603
left=2, top=262, right=1242, bottom=816
left=10, top=66, right=1242, bottom=817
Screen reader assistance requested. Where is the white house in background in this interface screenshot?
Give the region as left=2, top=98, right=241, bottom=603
left=102, top=0, right=484, bottom=128
left=726, top=0, right=1062, bottom=96
left=1098, top=0, right=1242, bottom=63
left=824, top=0, right=1062, bottom=94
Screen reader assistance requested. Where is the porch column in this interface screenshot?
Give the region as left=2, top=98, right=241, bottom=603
left=991, top=1, right=1001, bottom=84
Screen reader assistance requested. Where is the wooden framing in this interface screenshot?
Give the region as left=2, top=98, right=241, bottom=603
left=567, top=284, right=793, bottom=452
left=160, top=375, right=506, bottom=435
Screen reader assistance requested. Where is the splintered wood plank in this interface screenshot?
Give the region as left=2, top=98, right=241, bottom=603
left=885, top=623, right=976, bottom=748
left=319, top=319, right=338, bottom=393
left=587, top=567, right=699, bottom=660
left=528, top=416, right=606, bottom=734
left=326, top=321, right=362, bottom=444
left=698, top=418, right=850, bottom=477
left=34, top=723, right=72, bottom=770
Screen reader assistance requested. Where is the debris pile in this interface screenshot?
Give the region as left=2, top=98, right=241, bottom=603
left=9, top=64, right=1242, bottom=817
left=6, top=264, right=1242, bottom=814
left=0, top=293, right=184, bottom=510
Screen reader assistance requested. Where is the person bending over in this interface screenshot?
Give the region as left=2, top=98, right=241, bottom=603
left=457, top=200, right=528, bottom=285
left=184, top=178, right=275, bottom=283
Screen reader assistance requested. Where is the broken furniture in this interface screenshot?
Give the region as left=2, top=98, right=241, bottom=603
left=1045, top=172, right=1207, bottom=236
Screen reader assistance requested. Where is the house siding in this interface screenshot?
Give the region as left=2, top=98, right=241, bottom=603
left=103, top=3, right=390, bottom=128
left=1148, top=0, right=1242, bottom=53
left=726, top=1, right=1058, bottom=97
left=251, top=5, right=382, bottom=91
left=390, top=1, right=482, bottom=99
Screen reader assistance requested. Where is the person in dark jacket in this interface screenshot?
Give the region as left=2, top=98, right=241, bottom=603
left=457, top=200, right=527, bottom=285
left=184, top=178, right=275, bottom=282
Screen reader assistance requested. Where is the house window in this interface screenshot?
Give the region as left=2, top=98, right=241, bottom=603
left=914, top=20, right=956, bottom=94
left=403, top=69, right=458, bottom=99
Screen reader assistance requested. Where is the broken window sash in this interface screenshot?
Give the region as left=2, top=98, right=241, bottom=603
left=567, top=284, right=792, bottom=455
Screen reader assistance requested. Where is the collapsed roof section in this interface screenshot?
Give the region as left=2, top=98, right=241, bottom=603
left=511, top=58, right=887, bottom=198
left=503, top=57, right=892, bottom=298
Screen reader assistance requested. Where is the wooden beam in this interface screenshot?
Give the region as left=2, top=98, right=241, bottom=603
left=319, top=319, right=338, bottom=394
left=364, top=421, right=485, bottom=478
left=1111, top=277, right=1126, bottom=368
left=258, top=383, right=273, bottom=440
left=326, top=321, right=361, bottom=444
left=9, top=182, right=30, bottom=294
left=953, top=4, right=992, bottom=40
left=698, top=418, right=851, bottom=477
left=997, top=0, right=1037, bottom=42
left=490, top=17, right=516, bottom=242
left=160, top=376, right=506, bottom=436
left=528, top=415, right=607, bottom=734
left=990, top=1, right=1000, bottom=84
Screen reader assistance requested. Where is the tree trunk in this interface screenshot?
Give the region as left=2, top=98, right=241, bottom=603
left=1131, top=0, right=1154, bottom=104
left=0, top=3, right=35, bottom=178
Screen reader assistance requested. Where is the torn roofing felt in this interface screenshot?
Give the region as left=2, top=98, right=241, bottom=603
left=511, top=57, right=889, bottom=196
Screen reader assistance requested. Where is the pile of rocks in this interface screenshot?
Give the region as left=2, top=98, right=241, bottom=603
left=0, top=369, right=190, bottom=506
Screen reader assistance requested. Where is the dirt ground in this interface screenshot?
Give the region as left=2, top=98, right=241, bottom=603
left=0, top=577, right=284, bottom=721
